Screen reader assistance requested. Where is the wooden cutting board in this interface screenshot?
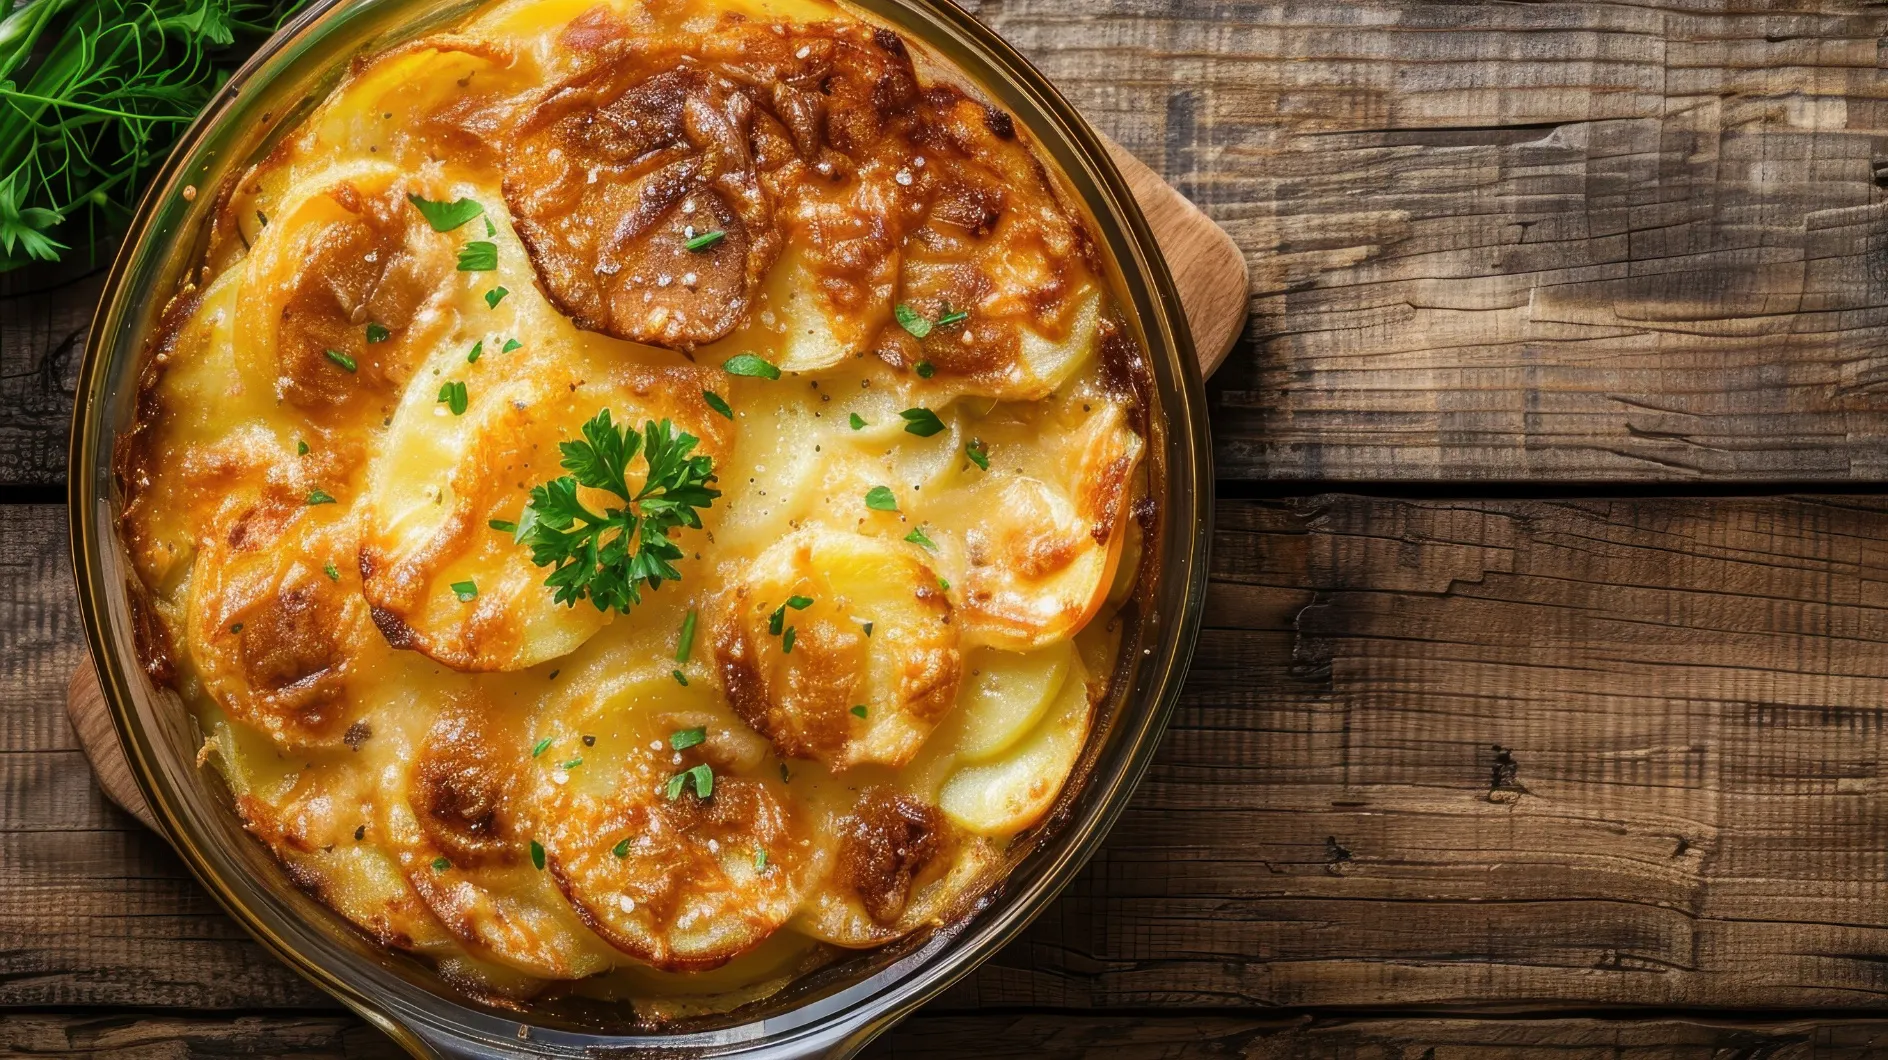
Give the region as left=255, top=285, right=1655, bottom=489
left=66, top=134, right=1249, bottom=831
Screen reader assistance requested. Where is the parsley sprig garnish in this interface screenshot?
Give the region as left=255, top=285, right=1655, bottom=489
left=518, top=411, right=720, bottom=614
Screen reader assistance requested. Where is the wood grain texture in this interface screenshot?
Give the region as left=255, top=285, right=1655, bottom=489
left=6, top=1012, right=1888, bottom=1058
left=18, top=498, right=1888, bottom=1013
left=960, top=0, right=1888, bottom=480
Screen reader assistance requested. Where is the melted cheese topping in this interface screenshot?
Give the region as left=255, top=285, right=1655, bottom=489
left=117, top=0, right=1150, bottom=1019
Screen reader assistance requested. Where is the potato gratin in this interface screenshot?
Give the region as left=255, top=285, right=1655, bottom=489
left=115, top=0, right=1153, bottom=1018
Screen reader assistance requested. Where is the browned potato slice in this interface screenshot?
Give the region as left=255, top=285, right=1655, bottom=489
left=378, top=695, right=617, bottom=980
left=793, top=786, right=997, bottom=947
left=233, top=166, right=459, bottom=436
left=531, top=669, right=806, bottom=971
left=185, top=502, right=376, bottom=750
left=714, top=529, right=961, bottom=770
left=504, top=63, right=778, bottom=348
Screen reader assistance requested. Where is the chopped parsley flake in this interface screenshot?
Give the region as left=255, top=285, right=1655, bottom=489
left=915, top=361, right=935, bottom=378
left=457, top=240, right=498, bottom=271
left=768, top=603, right=787, bottom=636
left=324, top=561, right=341, bottom=581
left=894, top=303, right=931, bottom=339
left=296, top=439, right=309, bottom=456
left=365, top=322, right=390, bottom=343
left=849, top=412, right=866, bottom=430
left=782, top=626, right=797, bottom=653
left=531, top=737, right=553, bottom=757
left=786, top=595, right=813, bottom=610
left=307, top=490, right=336, bottom=505
left=850, top=704, right=867, bottom=718
left=723, top=352, right=780, bottom=380
left=863, top=621, right=874, bottom=637
left=684, top=230, right=727, bottom=252
left=864, top=485, right=898, bottom=512
left=323, top=349, right=356, bottom=372
left=501, top=338, right=522, bottom=353
left=754, top=847, right=768, bottom=872
left=703, top=389, right=734, bottom=419
left=406, top=193, right=483, bottom=232
left=530, top=840, right=545, bottom=870
left=938, top=576, right=951, bottom=591
left=489, top=518, right=517, bottom=534
left=672, top=668, right=689, bottom=686
left=904, top=526, right=938, bottom=551
left=438, top=380, right=468, bottom=415
left=432, top=856, right=450, bottom=872
left=613, top=838, right=631, bottom=858
left=670, top=727, right=706, bottom=751
left=466, top=340, right=483, bottom=363
left=900, top=407, right=946, bottom=437
left=666, top=762, right=713, bottom=801
left=562, top=757, right=582, bottom=771
left=966, top=438, right=990, bottom=470
left=676, top=609, right=698, bottom=661
left=484, top=286, right=508, bottom=309
left=451, top=580, right=477, bottom=602
left=936, top=308, right=969, bottom=329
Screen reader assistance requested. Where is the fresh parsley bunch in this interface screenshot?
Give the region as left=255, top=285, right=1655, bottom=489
left=519, top=411, right=720, bottom=613
left=0, top=0, right=304, bottom=269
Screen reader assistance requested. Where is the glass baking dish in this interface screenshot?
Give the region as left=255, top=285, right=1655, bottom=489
left=67, top=0, right=1212, bottom=1054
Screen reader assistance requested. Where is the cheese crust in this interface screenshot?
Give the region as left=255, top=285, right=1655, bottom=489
left=116, top=0, right=1151, bottom=1019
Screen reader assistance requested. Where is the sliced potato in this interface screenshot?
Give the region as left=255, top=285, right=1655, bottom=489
left=714, top=529, right=961, bottom=770
left=937, top=655, right=1093, bottom=836
left=530, top=667, right=807, bottom=970
left=953, top=642, right=1074, bottom=763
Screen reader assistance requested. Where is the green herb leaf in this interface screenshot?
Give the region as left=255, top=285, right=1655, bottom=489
left=684, top=230, right=726, bottom=252
left=406, top=193, right=484, bottom=232
left=850, top=704, right=867, bottom=718
left=782, top=626, right=797, bottom=653
left=786, top=596, right=813, bottom=610
left=489, top=518, right=517, bottom=533
left=672, top=668, right=688, bottom=686
left=864, top=485, right=898, bottom=512
left=768, top=603, right=786, bottom=636
left=702, top=389, right=734, bottom=419
left=466, top=340, right=483, bottom=363
left=676, top=609, right=698, bottom=661
left=451, top=580, right=477, bottom=602
left=849, top=412, right=866, bottom=430
left=297, top=439, right=309, bottom=456
left=366, top=322, right=390, bottom=343
left=484, top=216, right=496, bottom=237
left=613, top=838, right=631, bottom=857
left=484, top=286, right=508, bottom=309
left=754, top=847, right=768, bottom=872
left=904, top=526, right=938, bottom=551
left=665, top=762, right=714, bottom=800
left=900, top=407, right=945, bottom=437
left=915, top=361, right=935, bottom=378
left=324, top=349, right=357, bottom=372
left=457, top=241, right=498, bottom=271
left=530, top=840, right=545, bottom=870
left=671, top=727, right=706, bottom=750
left=966, top=438, right=990, bottom=470
left=936, top=308, right=969, bottom=329
left=437, top=380, right=468, bottom=415
left=532, top=737, right=553, bottom=757
left=307, top=490, right=336, bottom=505
left=502, top=338, right=522, bottom=353
left=723, top=353, right=780, bottom=380
left=324, top=561, right=341, bottom=581
left=862, top=621, right=874, bottom=637
left=432, top=856, right=450, bottom=872
left=562, top=757, right=582, bottom=770
left=895, top=303, right=931, bottom=339
left=518, top=412, right=722, bottom=614
left=938, top=576, right=951, bottom=591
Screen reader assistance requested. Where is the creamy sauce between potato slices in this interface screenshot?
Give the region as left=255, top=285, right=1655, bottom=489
left=115, top=0, right=1153, bottom=1020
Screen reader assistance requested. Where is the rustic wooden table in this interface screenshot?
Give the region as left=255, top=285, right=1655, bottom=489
left=10, top=0, right=1888, bottom=1055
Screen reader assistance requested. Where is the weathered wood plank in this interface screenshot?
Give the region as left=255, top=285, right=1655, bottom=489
left=963, top=0, right=1888, bottom=480
left=5, top=1011, right=1888, bottom=1058
left=0, top=266, right=99, bottom=490
left=16, top=499, right=1888, bottom=1011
